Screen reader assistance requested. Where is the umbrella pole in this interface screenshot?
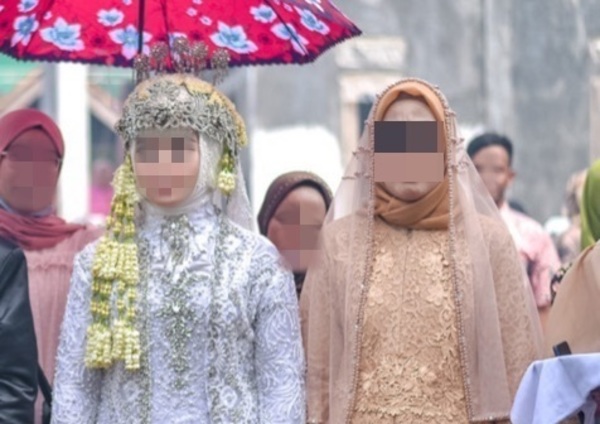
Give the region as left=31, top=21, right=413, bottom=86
left=137, top=0, right=146, bottom=55
left=40, top=64, right=58, bottom=121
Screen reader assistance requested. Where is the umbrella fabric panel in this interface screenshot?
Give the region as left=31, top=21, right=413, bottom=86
left=0, top=0, right=361, bottom=68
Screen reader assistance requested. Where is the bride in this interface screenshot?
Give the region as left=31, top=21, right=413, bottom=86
left=52, top=68, right=305, bottom=423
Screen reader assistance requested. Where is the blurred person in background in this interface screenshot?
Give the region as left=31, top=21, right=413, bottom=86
left=468, top=132, right=560, bottom=328
left=546, top=225, right=600, bottom=420
left=556, top=168, right=587, bottom=264
left=258, top=171, right=332, bottom=297
left=0, top=109, right=103, bottom=423
left=551, top=161, right=600, bottom=305
left=0, top=238, right=38, bottom=424
left=549, top=168, right=587, bottom=303
left=579, top=160, right=600, bottom=251
left=545, top=167, right=600, bottom=419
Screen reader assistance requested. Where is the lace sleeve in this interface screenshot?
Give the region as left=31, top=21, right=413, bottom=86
left=253, top=242, right=305, bottom=424
left=51, top=244, right=102, bottom=424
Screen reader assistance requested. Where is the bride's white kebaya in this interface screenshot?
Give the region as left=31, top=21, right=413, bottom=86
left=52, top=60, right=305, bottom=423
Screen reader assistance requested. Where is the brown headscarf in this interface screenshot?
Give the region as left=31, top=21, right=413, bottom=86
left=0, top=109, right=85, bottom=251
left=373, top=81, right=450, bottom=230
left=257, top=171, right=333, bottom=236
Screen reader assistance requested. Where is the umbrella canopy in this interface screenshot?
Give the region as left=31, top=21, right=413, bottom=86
left=0, top=0, right=361, bottom=69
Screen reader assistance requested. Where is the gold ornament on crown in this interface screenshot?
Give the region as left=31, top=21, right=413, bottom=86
left=122, top=37, right=248, bottom=197
left=85, top=39, right=248, bottom=371
left=133, top=37, right=230, bottom=85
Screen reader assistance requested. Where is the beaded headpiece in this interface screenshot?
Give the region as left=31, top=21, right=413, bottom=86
left=133, top=38, right=230, bottom=85
left=116, top=38, right=247, bottom=195
left=85, top=39, right=247, bottom=371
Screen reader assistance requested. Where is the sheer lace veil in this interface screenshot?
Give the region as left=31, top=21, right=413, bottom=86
left=300, top=78, right=543, bottom=423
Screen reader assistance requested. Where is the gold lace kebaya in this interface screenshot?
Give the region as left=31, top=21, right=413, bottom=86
left=353, top=222, right=468, bottom=422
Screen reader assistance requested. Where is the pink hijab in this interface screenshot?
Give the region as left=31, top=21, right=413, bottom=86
left=0, top=109, right=85, bottom=250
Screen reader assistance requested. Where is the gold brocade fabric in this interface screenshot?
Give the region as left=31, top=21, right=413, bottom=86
left=352, top=221, right=468, bottom=423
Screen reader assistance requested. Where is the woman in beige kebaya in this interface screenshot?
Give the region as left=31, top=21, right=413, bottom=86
left=301, top=78, right=543, bottom=423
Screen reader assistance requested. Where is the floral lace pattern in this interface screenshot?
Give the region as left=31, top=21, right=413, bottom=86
left=352, top=221, right=468, bottom=422
left=52, top=206, right=305, bottom=423
left=347, top=216, right=533, bottom=424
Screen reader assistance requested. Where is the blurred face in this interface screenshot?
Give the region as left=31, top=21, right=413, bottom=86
left=133, top=128, right=200, bottom=207
left=0, top=129, right=61, bottom=214
left=378, top=98, right=441, bottom=201
left=471, top=145, right=514, bottom=206
left=266, top=186, right=327, bottom=272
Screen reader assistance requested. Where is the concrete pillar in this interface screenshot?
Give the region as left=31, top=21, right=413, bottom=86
left=56, top=63, right=90, bottom=223
left=482, top=0, right=514, bottom=134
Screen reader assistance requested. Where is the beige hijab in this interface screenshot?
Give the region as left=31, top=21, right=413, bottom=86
left=546, top=242, right=600, bottom=354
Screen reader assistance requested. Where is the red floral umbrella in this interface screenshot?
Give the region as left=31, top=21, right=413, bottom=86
left=0, top=0, right=361, bottom=69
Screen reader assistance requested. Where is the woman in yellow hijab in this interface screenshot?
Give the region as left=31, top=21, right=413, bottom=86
left=580, top=159, right=600, bottom=250
left=546, top=159, right=600, bottom=356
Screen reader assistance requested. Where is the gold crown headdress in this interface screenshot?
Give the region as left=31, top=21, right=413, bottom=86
left=85, top=38, right=248, bottom=371
left=133, top=37, right=230, bottom=85
left=116, top=38, right=247, bottom=196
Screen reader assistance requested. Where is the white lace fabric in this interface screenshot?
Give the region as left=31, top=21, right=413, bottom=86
left=52, top=204, right=305, bottom=423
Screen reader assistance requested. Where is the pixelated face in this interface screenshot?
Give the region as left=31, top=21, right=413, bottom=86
left=267, top=186, right=327, bottom=272
left=470, top=145, right=513, bottom=206
left=375, top=98, right=444, bottom=201
left=133, top=128, right=200, bottom=207
left=0, top=128, right=61, bottom=214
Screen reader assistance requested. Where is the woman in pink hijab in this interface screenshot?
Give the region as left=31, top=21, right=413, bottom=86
left=0, top=109, right=103, bottom=423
